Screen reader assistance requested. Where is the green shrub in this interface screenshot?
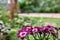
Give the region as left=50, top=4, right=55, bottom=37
left=18, top=0, right=60, bottom=13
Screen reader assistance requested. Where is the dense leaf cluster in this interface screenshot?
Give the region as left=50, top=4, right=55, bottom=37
left=19, top=0, right=60, bottom=13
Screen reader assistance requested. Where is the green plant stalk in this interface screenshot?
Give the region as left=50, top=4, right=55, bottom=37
left=43, top=33, right=46, bottom=40
left=32, top=34, right=38, bottom=40
left=53, top=36, right=55, bottom=40
left=45, top=34, right=50, bottom=40
left=35, top=33, right=41, bottom=40
left=57, top=30, right=58, bottom=40
left=39, top=33, right=42, bottom=40
left=37, top=33, right=41, bottom=40
left=27, top=36, right=30, bottom=40
left=53, top=30, right=59, bottom=40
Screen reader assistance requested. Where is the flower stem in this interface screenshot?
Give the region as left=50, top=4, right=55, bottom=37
left=38, top=33, right=41, bottom=39
left=39, top=33, right=42, bottom=40
left=27, top=36, right=30, bottom=40
left=53, top=36, right=55, bottom=40
left=56, top=30, right=58, bottom=40
left=45, top=34, right=49, bottom=40
left=43, top=33, right=46, bottom=40
left=32, top=34, right=38, bottom=40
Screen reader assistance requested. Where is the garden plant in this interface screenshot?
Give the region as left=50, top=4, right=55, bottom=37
left=19, top=0, right=60, bottom=13
left=17, top=25, right=60, bottom=40
left=0, top=4, right=60, bottom=40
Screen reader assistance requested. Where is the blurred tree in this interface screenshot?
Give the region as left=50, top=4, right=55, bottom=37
left=9, top=0, right=20, bottom=20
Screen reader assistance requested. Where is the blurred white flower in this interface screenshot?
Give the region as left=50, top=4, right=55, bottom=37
left=5, top=30, right=10, bottom=34
left=0, top=20, right=4, bottom=24
left=1, top=29, right=6, bottom=32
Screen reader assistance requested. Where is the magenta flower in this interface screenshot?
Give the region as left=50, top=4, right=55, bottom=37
left=58, top=28, right=60, bottom=30
left=32, top=27, right=39, bottom=34
left=42, top=26, right=49, bottom=33
left=34, top=26, right=43, bottom=34
left=23, top=25, right=32, bottom=34
left=17, top=29, right=28, bottom=40
left=42, top=25, right=54, bottom=34
left=53, top=27, right=59, bottom=30
left=51, top=32, right=58, bottom=38
left=47, top=25, right=54, bottom=31
left=24, top=25, right=32, bottom=31
left=39, top=27, right=43, bottom=34
left=34, top=26, right=40, bottom=31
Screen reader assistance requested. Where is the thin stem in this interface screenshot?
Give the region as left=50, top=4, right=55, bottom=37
left=45, top=34, right=49, bottom=40
left=32, top=34, right=38, bottom=40
left=39, top=33, right=42, bottom=40
left=37, top=33, right=40, bottom=38
left=35, top=33, right=40, bottom=40
left=43, top=33, right=46, bottom=40
left=53, top=36, right=55, bottom=40
left=57, top=30, right=58, bottom=38
left=27, top=36, right=30, bottom=40
left=56, top=30, right=58, bottom=40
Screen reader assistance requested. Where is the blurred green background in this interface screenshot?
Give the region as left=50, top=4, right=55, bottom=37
left=0, top=7, right=60, bottom=40
left=0, top=2, right=60, bottom=40
left=18, top=0, right=60, bottom=13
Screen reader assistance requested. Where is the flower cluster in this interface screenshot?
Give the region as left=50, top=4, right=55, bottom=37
left=17, top=25, right=59, bottom=40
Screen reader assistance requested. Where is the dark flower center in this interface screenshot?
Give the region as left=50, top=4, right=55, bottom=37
left=22, top=33, right=25, bottom=35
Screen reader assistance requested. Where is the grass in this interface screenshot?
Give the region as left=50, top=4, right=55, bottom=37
left=8, top=17, right=60, bottom=40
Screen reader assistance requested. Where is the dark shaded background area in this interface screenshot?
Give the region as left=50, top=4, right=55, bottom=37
left=18, top=0, right=60, bottom=13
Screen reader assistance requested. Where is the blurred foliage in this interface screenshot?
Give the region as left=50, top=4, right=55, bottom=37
left=0, top=5, right=10, bottom=24
left=0, top=5, right=43, bottom=28
left=18, top=0, right=60, bottom=13
left=1, top=3, right=60, bottom=40
left=0, top=5, right=60, bottom=40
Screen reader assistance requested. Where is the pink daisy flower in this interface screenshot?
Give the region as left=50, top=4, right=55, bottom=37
left=23, top=25, right=32, bottom=34
left=32, top=27, right=39, bottom=34
left=17, top=29, right=28, bottom=40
